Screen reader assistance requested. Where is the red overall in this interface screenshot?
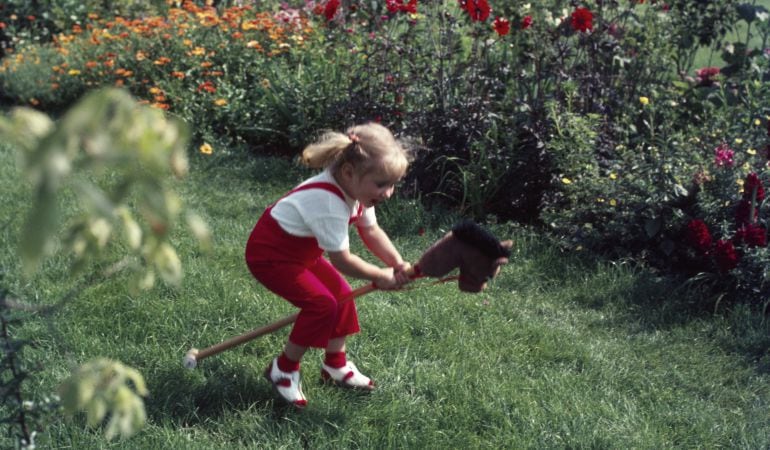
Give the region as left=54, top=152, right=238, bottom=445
left=245, top=182, right=364, bottom=348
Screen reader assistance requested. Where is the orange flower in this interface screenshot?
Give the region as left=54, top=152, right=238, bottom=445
left=171, top=71, right=185, bottom=79
left=214, top=98, right=227, bottom=106
left=136, top=50, right=147, bottom=61
left=85, top=61, right=98, bottom=69
left=154, top=56, right=171, bottom=65
left=200, top=61, right=213, bottom=68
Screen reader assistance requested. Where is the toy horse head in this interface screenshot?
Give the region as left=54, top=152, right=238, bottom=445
left=415, top=220, right=513, bottom=292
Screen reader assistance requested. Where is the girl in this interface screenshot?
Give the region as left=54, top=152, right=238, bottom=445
left=245, top=122, right=412, bottom=408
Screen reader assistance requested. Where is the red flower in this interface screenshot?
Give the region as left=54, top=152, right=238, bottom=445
left=570, top=7, right=593, bottom=33
left=734, top=224, right=767, bottom=248
left=735, top=199, right=759, bottom=227
left=387, top=0, right=417, bottom=14
left=685, top=219, right=712, bottom=254
left=694, top=66, right=720, bottom=86
left=744, top=172, right=765, bottom=202
left=521, top=15, right=533, bottom=30
left=714, top=239, right=739, bottom=272
left=324, top=0, right=340, bottom=20
left=459, top=0, right=491, bottom=22
left=493, top=17, right=510, bottom=36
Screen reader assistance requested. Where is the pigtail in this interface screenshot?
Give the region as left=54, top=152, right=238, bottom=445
left=300, top=131, right=352, bottom=169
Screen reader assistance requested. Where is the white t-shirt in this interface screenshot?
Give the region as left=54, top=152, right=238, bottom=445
left=270, top=169, right=376, bottom=252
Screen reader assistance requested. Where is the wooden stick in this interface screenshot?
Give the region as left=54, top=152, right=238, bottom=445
left=184, top=283, right=376, bottom=368
left=183, top=268, right=425, bottom=369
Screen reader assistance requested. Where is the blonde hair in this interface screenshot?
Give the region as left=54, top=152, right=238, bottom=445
left=301, top=122, right=411, bottom=179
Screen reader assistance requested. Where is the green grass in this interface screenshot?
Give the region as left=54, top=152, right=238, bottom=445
left=2, top=143, right=770, bottom=449
left=692, top=0, right=770, bottom=69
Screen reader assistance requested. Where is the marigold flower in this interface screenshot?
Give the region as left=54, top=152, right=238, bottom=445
left=493, top=17, right=510, bottom=36
left=199, top=143, right=213, bottom=155
left=570, top=7, right=593, bottom=33
left=639, top=96, right=649, bottom=105
left=68, top=69, right=81, bottom=76
left=214, top=98, right=228, bottom=106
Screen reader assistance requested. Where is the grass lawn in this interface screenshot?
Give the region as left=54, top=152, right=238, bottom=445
left=1, top=144, right=770, bottom=449
left=692, top=0, right=770, bottom=69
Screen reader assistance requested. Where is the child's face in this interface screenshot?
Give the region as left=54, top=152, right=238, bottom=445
left=345, top=166, right=402, bottom=208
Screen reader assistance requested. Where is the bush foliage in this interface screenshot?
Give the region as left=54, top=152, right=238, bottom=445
left=2, top=0, right=770, bottom=307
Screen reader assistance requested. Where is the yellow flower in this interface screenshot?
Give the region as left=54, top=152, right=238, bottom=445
left=561, top=177, right=572, bottom=184
left=199, top=143, right=213, bottom=155
left=639, top=96, right=650, bottom=105
left=596, top=197, right=605, bottom=203
left=735, top=138, right=743, bottom=144
left=609, top=199, right=617, bottom=206
left=214, top=98, right=227, bottom=106
left=755, top=119, right=762, bottom=126
left=260, top=78, right=271, bottom=89
left=68, top=69, right=81, bottom=76
left=191, top=47, right=206, bottom=56
left=609, top=173, right=617, bottom=180
left=748, top=148, right=757, bottom=155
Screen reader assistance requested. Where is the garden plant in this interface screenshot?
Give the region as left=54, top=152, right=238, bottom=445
left=1, top=0, right=770, bottom=448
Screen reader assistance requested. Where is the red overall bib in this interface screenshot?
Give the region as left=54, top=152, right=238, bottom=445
left=245, top=182, right=364, bottom=348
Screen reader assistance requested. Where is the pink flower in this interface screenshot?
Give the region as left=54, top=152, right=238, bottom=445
left=714, top=143, right=734, bottom=167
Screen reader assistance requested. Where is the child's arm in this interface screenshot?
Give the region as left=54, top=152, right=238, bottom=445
left=357, top=224, right=411, bottom=281
left=327, top=249, right=400, bottom=289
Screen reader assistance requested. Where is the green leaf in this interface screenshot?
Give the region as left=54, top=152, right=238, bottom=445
left=645, top=218, right=662, bottom=239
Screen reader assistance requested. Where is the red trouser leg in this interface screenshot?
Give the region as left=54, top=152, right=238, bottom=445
left=249, top=258, right=360, bottom=348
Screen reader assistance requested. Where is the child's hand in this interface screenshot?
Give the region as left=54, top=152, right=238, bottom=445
left=373, top=268, right=400, bottom=290
left=393, top=262, right=412, bottom=285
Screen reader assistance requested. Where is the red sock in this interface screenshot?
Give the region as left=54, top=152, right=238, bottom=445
left=324, top=351, right=347, bottom=369
left=277, top=352, right=300, bottom=372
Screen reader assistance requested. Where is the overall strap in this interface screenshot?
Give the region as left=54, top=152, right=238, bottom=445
left=281, top=182, right=363, bottom=221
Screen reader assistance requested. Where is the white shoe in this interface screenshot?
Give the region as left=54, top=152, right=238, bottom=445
left=321, top=361, right=375, bottom=390
left=264, top=358, right=307, bottom=408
